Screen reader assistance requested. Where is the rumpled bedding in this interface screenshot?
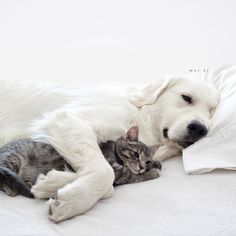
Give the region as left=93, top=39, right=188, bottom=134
left=183, top=65, right=236, bottom=174
left=1, top=156, right=236, bottom=236
left=1, top=67, right=236, bottom=236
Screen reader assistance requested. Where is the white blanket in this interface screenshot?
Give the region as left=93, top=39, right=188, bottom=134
left=1, top=157, right=236, bottom=236
left=183, top=65, right=236, bottom=174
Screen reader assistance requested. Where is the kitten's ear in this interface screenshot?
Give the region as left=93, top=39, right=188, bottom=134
left=126, top=126, right=139, bottom=142
left=149, top=145, right=160, bottom=156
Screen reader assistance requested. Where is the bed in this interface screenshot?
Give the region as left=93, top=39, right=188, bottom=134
left=2, top=156, right=236, bottom=236
left=1, top=1, right=236, bottom=235
left=2, top=66, right=236, bottom=236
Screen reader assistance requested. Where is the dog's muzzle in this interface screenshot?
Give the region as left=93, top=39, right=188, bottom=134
left=179, top=120, right=208, bottom=148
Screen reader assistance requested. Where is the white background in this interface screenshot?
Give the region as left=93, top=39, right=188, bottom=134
left=0, top=0, right=235, bottom=86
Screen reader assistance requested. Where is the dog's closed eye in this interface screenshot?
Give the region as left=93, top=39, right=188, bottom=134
left=181, top=94, right=192, bottom=104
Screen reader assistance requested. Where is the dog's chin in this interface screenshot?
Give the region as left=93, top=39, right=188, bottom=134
left=176, top=140, right=194, bottom=148
left=166, top=139, right=192, bottom=149
left=162, top=130, right=194, bottom=150
left=163, top=129, right=194, bottom=149
left=166, top=135, right=194, bottom=149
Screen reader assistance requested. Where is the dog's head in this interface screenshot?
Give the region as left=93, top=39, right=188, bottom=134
left=130, top=76, right=219, bottom=149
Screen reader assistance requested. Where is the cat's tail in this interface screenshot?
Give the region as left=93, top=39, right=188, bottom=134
left=0, top=166, right=34, bottom=198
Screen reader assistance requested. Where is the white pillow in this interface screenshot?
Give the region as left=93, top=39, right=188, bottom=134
left=183, top=65, right=236, bottom=174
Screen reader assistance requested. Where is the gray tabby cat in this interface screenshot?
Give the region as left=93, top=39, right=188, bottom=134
left=100, top=126, right=161, bottom=186
left=0, top=126, right=161, bottom=198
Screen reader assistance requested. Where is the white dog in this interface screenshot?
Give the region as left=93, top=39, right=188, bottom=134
left=0, top=76, right=219, bottom=222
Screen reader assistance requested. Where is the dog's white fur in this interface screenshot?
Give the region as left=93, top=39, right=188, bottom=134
left=0, top=76, right=219, bottom=222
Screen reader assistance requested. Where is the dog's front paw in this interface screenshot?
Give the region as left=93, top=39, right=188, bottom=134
left=152, top=145, right=169, bottom=162
left=101, top=186, right=114, bottom=200
left=36, top=174, right=46, bottom=184
left=31, top=185, right=54, bottom=199
left=31, top=175, right=56, bottom=199
left=48, top=194, right=64, bottom=223
left=48, top=192, right=76, bottom=223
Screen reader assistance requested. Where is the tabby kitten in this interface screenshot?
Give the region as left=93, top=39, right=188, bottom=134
left=0, top=140, right=72, bottom=198
left=0, top=126, right=161, bottom=198
left=101, top=126, right=161, bottom=186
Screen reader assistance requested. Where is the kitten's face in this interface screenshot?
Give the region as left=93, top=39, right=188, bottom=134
left=116, top=126, right=156, bottom=174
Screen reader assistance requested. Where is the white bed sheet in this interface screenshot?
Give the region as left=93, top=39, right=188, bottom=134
left=1, top=157, right=236, bottom=236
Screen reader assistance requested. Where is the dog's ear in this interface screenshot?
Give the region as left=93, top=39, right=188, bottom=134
left=129, top=76, right=176, bottom=108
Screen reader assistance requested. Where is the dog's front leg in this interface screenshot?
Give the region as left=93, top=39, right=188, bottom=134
left=30, top=110, right=115, bottom=222
left=31, top=170, right=78, bottom=199
left=153, top=144, right=182, bottom=162
left=48, top=163, right=114, bottom=222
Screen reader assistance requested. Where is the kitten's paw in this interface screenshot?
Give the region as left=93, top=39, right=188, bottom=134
left=154, top=161, right=162, bottom=170
left=146, top=168, right=161, bottom=179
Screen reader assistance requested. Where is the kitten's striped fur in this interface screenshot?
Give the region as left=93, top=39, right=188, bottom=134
left=0, top=126, right=161, bottom=198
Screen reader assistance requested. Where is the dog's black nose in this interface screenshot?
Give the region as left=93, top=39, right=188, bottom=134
left=187, top=121, right=208, bottom=142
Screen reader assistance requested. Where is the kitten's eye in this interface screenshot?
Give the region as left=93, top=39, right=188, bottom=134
left=181, top=94, right=192, bottom=104
left=133, top=152, right=139, bottom=159
left=146, top=161, right=151, bottom=165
